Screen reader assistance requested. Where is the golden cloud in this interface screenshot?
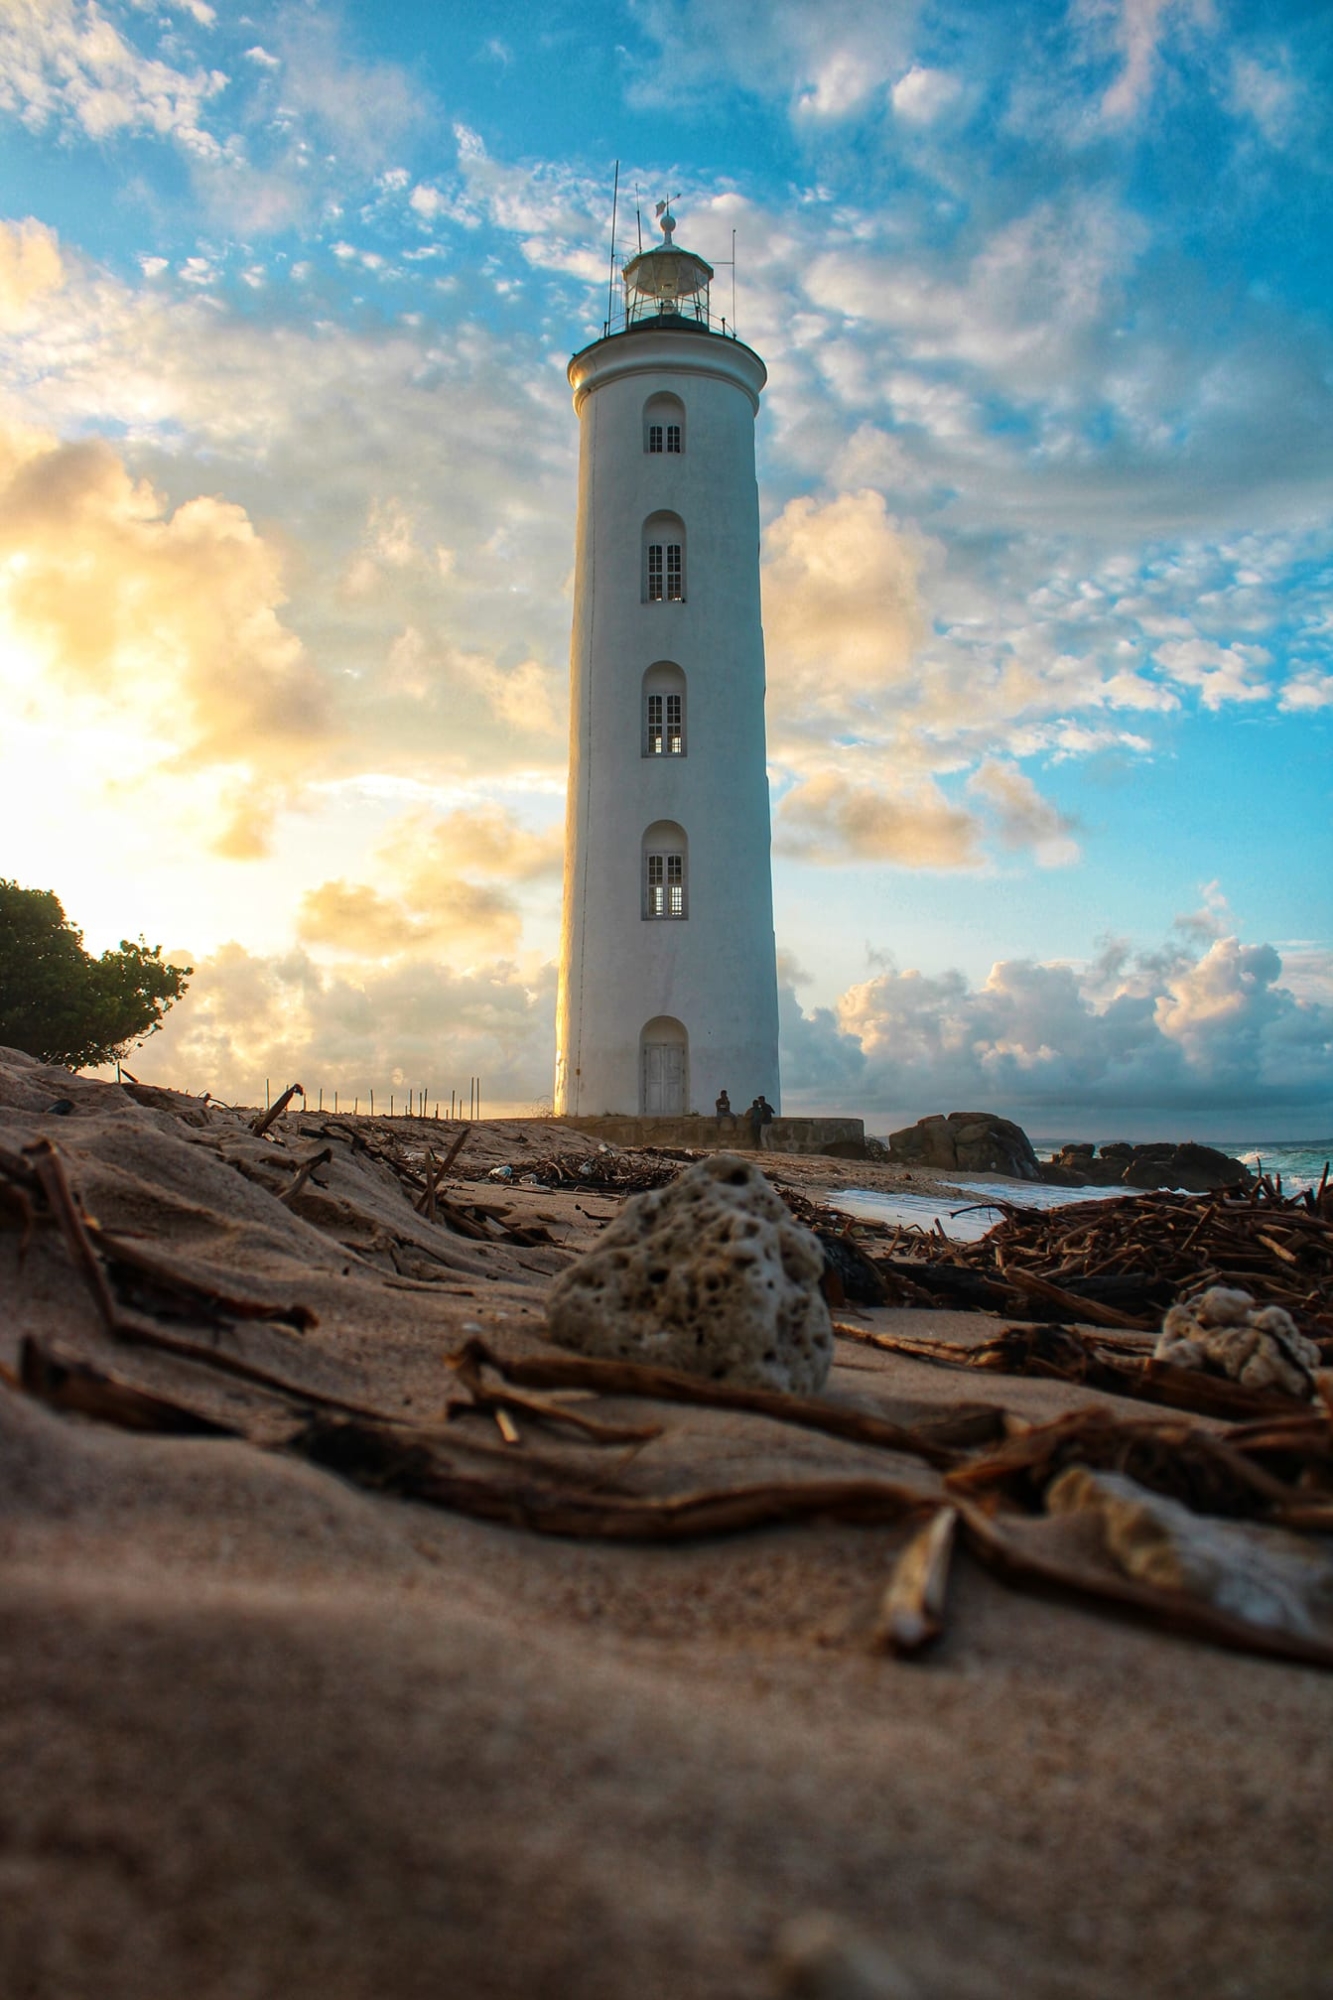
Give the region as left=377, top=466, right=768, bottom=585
left=776, top=769, right=984, bottom=869
left=135, top=941, right=557, bottom=1111
left=762, top=488, right=929, bottom=733
left=0, top=217, right=63, bottom=329
left=0, top=417, right=329, bottom=854
left=375, top=802, right=564, bottom=885
left=966, top=758, right=1081, bottom=867
left=296, top=874, right=522, bottom=961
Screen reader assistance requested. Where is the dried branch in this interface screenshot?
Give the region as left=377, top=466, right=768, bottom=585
left=251, top=1083, right=304, bottom=1138
left=277, top=1147, right=333, bottom=1206
left=455, top=1337, right=977, bottom=1469
left=297, top=1414, right=934, bottom=1540
left=449, top=1343, right=664, bottom=1446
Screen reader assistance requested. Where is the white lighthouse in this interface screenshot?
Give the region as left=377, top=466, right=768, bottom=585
left=554, top=204, right=780, bottom=1119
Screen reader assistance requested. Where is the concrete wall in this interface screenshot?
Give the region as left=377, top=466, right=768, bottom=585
left=555, top=318, right=781, bottom=1122
left=557, top=1114, right=866, bottom=1157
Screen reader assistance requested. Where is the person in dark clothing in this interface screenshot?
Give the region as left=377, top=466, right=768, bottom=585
left=757, top=1095, right=775, bottom=1149
left=715, top=1089, right=732, bottom=1117
left=746, top=1097, right=763, bottom=1149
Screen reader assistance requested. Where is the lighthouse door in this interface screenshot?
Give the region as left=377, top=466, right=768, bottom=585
left=640, top=1017, right=687, bottom=1114
left=642, top=1042, right=685, bottom=1114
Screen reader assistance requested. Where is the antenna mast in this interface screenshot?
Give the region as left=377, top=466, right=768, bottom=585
left=605, top=160, right=620, bottom=333
left=732, top=227, right=737, bottom=336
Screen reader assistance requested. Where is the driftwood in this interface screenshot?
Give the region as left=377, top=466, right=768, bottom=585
left=850, top=1185, right=1333, bottom=1343
left=20, top=1337, right=240, bottom=1437
left=944, top=1406, right=1307, bottom=1520
left=456, top=1337, right=1003, bottom=1467
left=448, top=1342, right=664, bottom=1447
left=296, top=1414, right=933, bottom=1540
left=835, top=1319, right=1313, bottom=1423
left=251, top=1083, right=304, bottom=1138
left=278, top=1147, right=333, bottom=1206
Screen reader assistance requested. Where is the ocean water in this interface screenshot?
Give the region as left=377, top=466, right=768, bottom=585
left=1218, top=1142, right=1331, bottom=1193
left=834, top=1137, right=1331, bottom=1242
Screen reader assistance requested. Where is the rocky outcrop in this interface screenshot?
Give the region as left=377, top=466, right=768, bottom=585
left=1046, top=1140, right=1252, bottom=1193
left=545, top=1152, right=833, bottom=1393
left=887, top=1112, right=1041, bottom=1181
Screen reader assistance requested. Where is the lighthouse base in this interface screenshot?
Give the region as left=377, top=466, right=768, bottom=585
left=549, top=1113, right=867, bottom=1157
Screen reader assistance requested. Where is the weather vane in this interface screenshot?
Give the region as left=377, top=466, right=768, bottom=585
left=654, top=195, right=680, bottom=244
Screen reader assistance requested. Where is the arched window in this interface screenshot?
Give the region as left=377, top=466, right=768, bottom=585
left=643, top=662, right=686, bottom=757
left=644, top=392, right=684, bottom=456
left=643, top=511, right=685, bottom=603
left=640, top=1016, right=687, bottom=1115
left=642, top=819, right=687, bottom=919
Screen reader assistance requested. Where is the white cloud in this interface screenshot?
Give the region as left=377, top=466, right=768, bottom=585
left=797, top=924, right=1333, bottom=1123
left=1151, top=636, right=1270, bottom=708
left=0, top=0, right=228, bottom=157
left=627, top=0, right=920, bottom=124
left=1076, top=0, right=1218, bottom=126
left=890, top=65, right=961, bottom=124
left=1279, top=671, right=1333, bottom=712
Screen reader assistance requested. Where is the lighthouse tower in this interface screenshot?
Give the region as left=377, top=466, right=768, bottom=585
left=554, top=204, right=780, bottom=1119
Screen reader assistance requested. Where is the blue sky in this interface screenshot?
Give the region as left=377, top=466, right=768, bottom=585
left=0, top=0, right=1329, bottom=1134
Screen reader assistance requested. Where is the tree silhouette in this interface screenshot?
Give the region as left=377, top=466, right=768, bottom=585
left=0, top=880, right=191, bottom=1071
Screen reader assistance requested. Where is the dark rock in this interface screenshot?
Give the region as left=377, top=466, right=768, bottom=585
left=1121, top=1142, right=1252, bottom=1192
left=1045, top=1137, right=1251, bottom=1193
left=887, top=1111, right=1041, bottom=1181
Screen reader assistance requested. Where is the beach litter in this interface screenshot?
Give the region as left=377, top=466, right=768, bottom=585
left=848, top=1182, right=1333, bottom=1348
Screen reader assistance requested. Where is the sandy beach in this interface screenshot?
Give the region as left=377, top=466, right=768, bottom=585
left=2, top=1050, right=1330, bottom=2000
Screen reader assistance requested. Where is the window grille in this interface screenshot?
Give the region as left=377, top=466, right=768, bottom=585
left=646, top=692, right=684, bottom=756
left=646, top=851, right=684, bottom=917
left=666, top=424, right=681, bottom=453
left=648, top=425, right=663, bottom=453
left=647, top=545, right=663, bottom=601
left=666, top=544, right=682, bottom=600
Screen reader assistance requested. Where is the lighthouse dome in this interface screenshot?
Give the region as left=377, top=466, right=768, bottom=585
left=621, top=244, right=714, bottom=305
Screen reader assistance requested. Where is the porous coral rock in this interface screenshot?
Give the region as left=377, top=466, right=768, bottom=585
left=545, top=1152, right=833, bottom=1393
left=1155, top=1285, right=1319, bottom=1399
left=1047, top=1466, right=1333, bottom=1640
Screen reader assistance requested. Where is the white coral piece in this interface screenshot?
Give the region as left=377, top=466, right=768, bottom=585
left=546, top=1152, right=833, bottom=1393
left=1048, top=1467, right=1333, bottom=1640
left=1155, top=1286, right=1319, bottom=1399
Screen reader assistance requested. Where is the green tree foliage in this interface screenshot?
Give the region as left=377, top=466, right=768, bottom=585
left=0, top=880, right=192, bottom=1071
